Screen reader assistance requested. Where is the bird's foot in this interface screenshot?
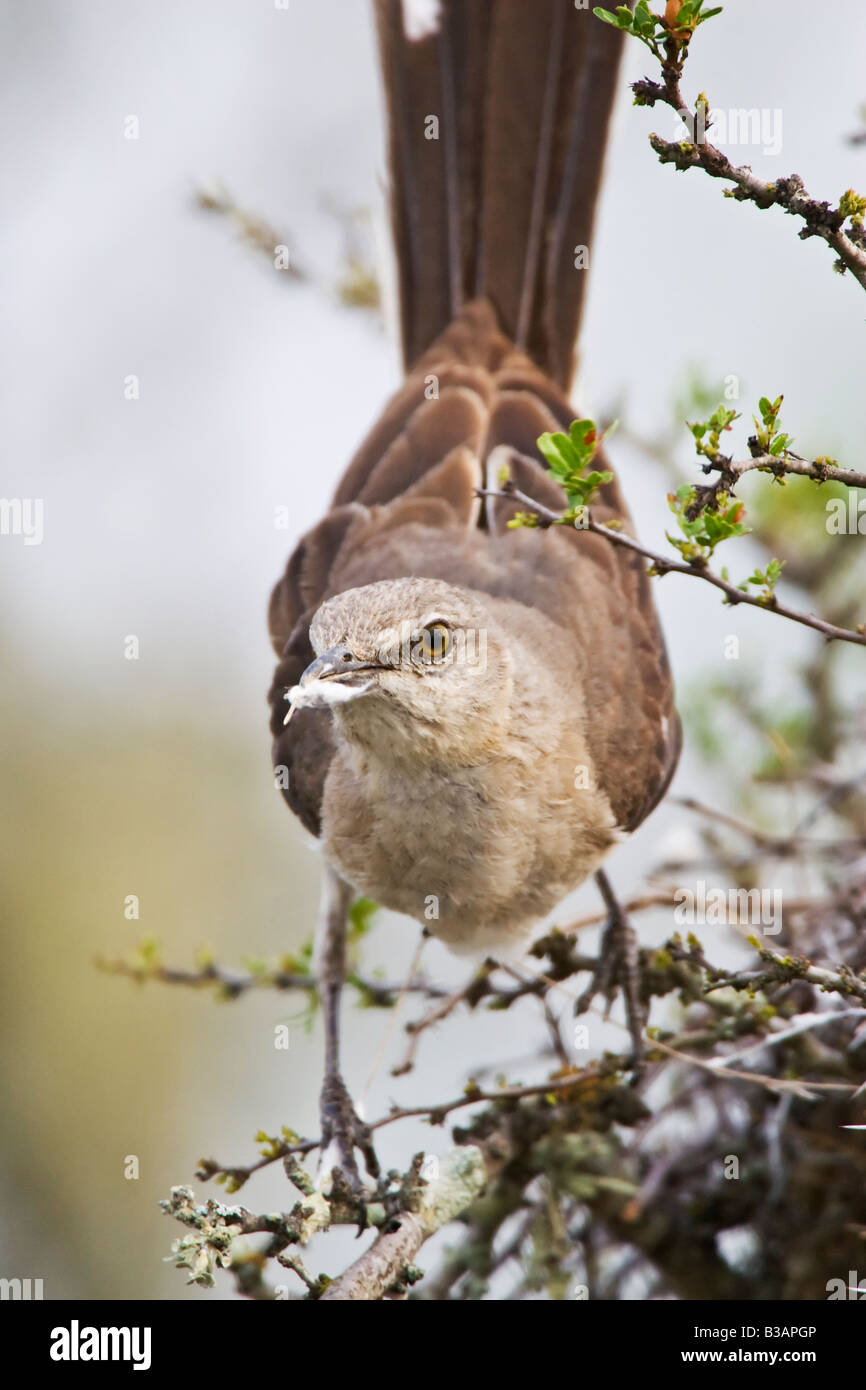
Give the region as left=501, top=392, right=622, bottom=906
left=577, top=881, right=647, bottom=1075
left=319, top=1070, right=380, bottom=1199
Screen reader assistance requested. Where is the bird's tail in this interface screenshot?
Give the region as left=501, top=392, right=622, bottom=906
left=374, top=0, right=627, bottom=390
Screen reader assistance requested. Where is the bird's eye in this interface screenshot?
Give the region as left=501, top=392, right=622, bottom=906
left=419, top=622, right=452, bottom=662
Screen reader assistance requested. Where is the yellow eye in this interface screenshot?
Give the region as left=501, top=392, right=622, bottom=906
left=419, top=622, right=452, bottom=662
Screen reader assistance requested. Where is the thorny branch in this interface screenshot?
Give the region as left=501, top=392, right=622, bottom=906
left=136, top=727, right=866, bottom=1298
left=162, top=879, right=866, bottom=1299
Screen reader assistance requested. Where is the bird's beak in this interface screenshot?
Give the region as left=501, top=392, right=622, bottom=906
left=299, top=644, right=380, bottom=686
left=283, top=644, right=380, bottom=723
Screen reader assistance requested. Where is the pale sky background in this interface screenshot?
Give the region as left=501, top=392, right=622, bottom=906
left=1, top=0, right=864, bottom=1298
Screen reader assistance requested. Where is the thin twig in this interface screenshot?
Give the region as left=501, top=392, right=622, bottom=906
left=475, top=481, right=866, bottom=646
left=628, top=36, right=866, bottom=292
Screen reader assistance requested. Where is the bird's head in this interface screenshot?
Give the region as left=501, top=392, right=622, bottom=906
left=285, top=578, right=513, bottom=765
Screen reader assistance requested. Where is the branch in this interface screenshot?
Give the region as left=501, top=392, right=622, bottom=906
left=97, top=949, right=448, bottom=1006
left=643, top=131, right=866, bottom=292
left=704, top=1008, right=866, bottom=1070
left=647, top=1035, right=857, bottom=1100
left=476, top=480, right=866, bottom=647
left=705, top=943, right=866, bottom=1007
left=607, top=4, right=866, bottom=292
left=318, top=1147, right=487, bottom=1300
left=194, top=1073, right=614, bottom=1192
left=693, top=451, right=866, bottom=517
left=391, top=966, right=492, bottom=1077
left=369, top=1075, right=606, bottom=1133
left=673, top=794, right=866, bottom=861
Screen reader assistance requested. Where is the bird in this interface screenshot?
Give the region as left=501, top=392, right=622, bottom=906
left=266, top=0, right=680, bottom=1187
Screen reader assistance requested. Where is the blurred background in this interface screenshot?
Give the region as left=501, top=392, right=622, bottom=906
left=1, top=0, right=864, bottom=1298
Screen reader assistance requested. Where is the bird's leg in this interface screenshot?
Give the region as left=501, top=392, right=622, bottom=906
left=315, top=865, right=380, bottom=1192
left=576, top=869, right=647, bottom=1071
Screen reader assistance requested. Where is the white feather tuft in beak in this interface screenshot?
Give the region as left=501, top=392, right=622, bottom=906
left=283, top=678, right=374, bottom=724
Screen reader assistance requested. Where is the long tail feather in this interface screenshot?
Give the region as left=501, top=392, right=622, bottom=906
left=373, top=0, right=627, bottom=388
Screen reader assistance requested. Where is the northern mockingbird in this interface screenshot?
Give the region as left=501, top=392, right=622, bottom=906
left=267, top=0, right=680, bottom=1187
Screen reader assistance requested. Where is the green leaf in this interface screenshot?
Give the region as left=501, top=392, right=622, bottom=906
left=593, top=6, right=627, bottom=28
left=348, top=895, right=379, bottom=940
left=633, top=1, right=655, bottom=37
left=666, top=484, right=749, bottom=562
left=569, top=418, right=596, bottom=451
left=687, top=403, right=741, bottom=460
left=506, top=510, right=541, bottom=530
left=536, top=417, right=613, bottom=512
left=537, top=431, right=573, bottom=477
left=737, top=557, right=784, bottom=600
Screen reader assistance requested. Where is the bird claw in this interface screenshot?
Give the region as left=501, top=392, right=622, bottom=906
left=577, top=890, right=647, bottom=1075
left=319, top=1071, right=380, bottom=1198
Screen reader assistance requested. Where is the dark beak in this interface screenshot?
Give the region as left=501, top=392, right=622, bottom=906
left=300, top=643, right=380, bottom=686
